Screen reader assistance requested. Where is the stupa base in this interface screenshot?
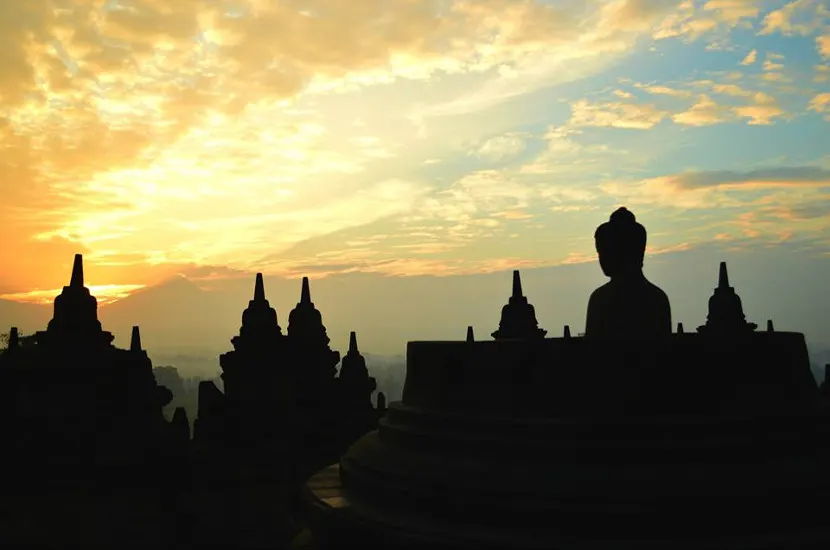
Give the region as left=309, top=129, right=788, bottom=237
left=304, top=464, right=830, bottom=550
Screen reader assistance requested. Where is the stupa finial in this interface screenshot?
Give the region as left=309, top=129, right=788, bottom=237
left=301, top=276, right=311, bottom=305
left=130, top=326, right=142, bottom=351
left=466, top=326, right=475, bottom=342
left=718, top=261, right=729, bottom=289
left=70, top=254, right=84, bottom=288
left=349, top=331, right=359, bottom=354
left=254, top=273, right=265, bottom=301
left=512, top=270, right=523, bottom=298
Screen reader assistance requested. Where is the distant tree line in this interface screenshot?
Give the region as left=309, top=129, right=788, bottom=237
left=0, top=332, right=37, bottom=350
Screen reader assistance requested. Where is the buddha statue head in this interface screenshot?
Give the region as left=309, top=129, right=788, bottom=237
left=594, top=207, right=647, bottom=278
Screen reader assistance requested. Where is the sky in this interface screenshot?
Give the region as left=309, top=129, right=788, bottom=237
left=0, top=0, right=829, bottom=353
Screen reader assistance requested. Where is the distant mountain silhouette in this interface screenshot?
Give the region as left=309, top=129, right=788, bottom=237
left=99, top=274, right=237, bottom=352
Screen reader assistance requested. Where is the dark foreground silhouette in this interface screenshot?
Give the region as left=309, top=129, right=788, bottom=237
left=0, top=257, right=383, bottom=548
left=303, top=208, right=830, bottom=550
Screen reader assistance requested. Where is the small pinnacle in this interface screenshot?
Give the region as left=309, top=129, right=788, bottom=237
left=677, top=322, right=684, bottom=334
left=512, top=270, right=523, bottom=298
left=349, top=331, right=358, bottom=354
left=377, top=392, right=387, bottom=410
left=718, top=261, right=729, bottom=289
left=301, top=276, right=311, bottom=304
left=9, top=327, right=19, bottom=349
left=254, top=273, right=265, bottom=301
left=466, top=326, right=474, bottom=342
left=130, top=326, right=142, bottom=351
left=767, top=319, right=774, bottom=332
left=70, top=254, right=84, bottom=288
left=563, top=325, right=571, bottom=338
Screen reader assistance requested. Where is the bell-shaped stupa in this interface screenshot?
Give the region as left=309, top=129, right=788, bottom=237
left=697, top=262, right=758, bottom=335
left=39, top=254, right=114, bottom=347
left=491, top=270, right=547, bottom=339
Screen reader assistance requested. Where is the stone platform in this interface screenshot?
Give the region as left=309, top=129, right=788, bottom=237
left=305, top=409, right=830, bottom=549
left=304, top=334, right=830, bottom=549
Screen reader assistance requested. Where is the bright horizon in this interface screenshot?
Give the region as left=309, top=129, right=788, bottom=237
left=0, top=0, right=828, bottom=354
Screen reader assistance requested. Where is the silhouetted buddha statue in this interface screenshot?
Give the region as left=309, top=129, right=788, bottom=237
left=585, top=207, right=671, bottom=340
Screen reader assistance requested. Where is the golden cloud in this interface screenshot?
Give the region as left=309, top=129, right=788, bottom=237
left=568, top=99, right=668, bottom=129
left=672, top=94, right=732, bottom=126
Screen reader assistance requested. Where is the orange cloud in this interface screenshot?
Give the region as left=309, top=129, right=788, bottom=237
left=808, top=92, right=830, bottom=119
left=0, top=284, right=146, bottom=306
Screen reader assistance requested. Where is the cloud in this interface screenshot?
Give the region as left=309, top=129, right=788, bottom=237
left=412, top=0, right=683, bottom=119
left=653, top=0, right=762, bottom=41
left=568, top=99, right=668, bottom=129
left=652, top=166, right=830, bottom=189
left=703, top=0, right=763, bottom=21
left=763, top=59, right=785, bottom=71
left=637, top=84, right=692, bottom=97
left=733, top=101, right=785, bottom=124
left=710, top=82, right=754, bottom=97
left=570, top=78, right=789, bottom=130
left=473, top=133, right=528, bottom=162
left=818, top=35, right=830, bottom=58
left=740, top=49, right=757, bottom=65
left=599, top=166, right=830, bottom=210
left=672, top=94, right=732, bottom=126
left=0, top=284, right=146, bottom=306
left=759, top=0, right=828, bottom=36
left=708, top=89, right=788, bottom=125
left=808, top=92, right=830, bottom=119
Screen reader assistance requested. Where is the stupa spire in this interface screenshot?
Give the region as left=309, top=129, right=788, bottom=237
left=718, top=261, right=729, bottom=289
left=349, top=331, right=359, bottom=354
left=287, top=275, right=334, bottom=355
left=254, top=273, right=265, bottom=301
left=301, top=276, right=312, bottom=305
left=231, top=273, right=282, bottom=349
left=512, top=270, right=523, bottom=298
left=466, top=326, right=475, bottom=342
left=130, top=326, right=142, bottom=351
left=41, top=254, right=113, bottom=347
left=339, top=330, right=371, bottom=392
left=70, top=254, right=84, bottom=288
